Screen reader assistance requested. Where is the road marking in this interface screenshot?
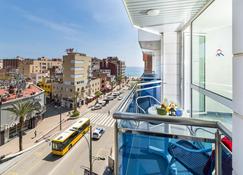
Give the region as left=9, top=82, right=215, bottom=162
left=89, top=113, right=99, bottom=121
left=99, top=114, right=111, bottom=126
left=86, top=113, right=96, bottom=120
left=93, top=113, right=106, bottom=124
left=107, top=119, right=115, bottom=127
left=91, top=113, right=103, bottom=123
left=98, top=114, right=109, bottom=126
left=110, top=120, right=115, bottom=127
left=100, top=115, right=110, bottom=125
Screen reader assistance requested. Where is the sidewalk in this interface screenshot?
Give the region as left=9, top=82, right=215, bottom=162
left=0, top=102, right=95, bottom=157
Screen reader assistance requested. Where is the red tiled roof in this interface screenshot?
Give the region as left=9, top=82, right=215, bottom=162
left=0, top=85, right=42, bottom=103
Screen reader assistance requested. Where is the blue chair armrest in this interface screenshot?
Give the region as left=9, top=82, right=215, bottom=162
left=171, top=142, right=212, bottom=153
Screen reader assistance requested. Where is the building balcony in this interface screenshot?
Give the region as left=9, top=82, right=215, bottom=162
left=113, top=85, right=232, bottom=175
left=126, top=80, right=161, bottom=114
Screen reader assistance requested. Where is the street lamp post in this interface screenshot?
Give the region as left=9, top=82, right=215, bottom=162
left=89, top=125, right=92, bottom=174
left=82, top=125, right=105, bottom=175
left=55, top=105, right=62, bottom=131
left=59, top=111, right=62, bottom=131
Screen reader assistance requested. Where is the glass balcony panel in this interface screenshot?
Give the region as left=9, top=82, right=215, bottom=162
left=118, top=131, right=214, bottom=175
left=192, top=90, right=232, bottom=130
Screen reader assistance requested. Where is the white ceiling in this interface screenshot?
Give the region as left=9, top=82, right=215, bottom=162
left=123, top=0, right=210, bottom=33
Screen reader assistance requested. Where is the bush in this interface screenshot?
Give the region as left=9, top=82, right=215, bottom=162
left=70, top=110, right=80, bottom=118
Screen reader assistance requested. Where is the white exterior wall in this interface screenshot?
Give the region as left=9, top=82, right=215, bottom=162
left=233, top=0, right=243, bottom=174
left=162, top=32, right=180, bottom=104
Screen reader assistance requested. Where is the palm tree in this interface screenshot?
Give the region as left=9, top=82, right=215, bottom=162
left=116, top=75, right=122, bottom=89
left=4, top=101, right=40, bottom=151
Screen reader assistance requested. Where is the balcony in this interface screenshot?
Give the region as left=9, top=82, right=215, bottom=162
left=113, top=84, right=232, bottom=175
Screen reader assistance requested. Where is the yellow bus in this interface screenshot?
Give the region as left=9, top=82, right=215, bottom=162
left=51, top=118, right=90, bottom=156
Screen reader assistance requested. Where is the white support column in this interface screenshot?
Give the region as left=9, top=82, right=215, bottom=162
left=162, top=32, right=180, bottom=104
left=232, top=0, right=243, bottom=174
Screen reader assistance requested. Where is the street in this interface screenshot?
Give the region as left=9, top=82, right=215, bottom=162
left=1, top=89, right=129, bottom=175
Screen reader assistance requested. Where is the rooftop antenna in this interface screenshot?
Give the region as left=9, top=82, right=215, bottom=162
left=66, top=48, right=74, bottom=54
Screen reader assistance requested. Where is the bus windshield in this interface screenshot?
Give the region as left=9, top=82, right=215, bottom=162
left=52, top=142, right=63, bottom=151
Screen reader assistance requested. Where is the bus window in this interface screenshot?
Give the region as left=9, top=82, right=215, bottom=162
left=52, top=142, right=63, bottom=151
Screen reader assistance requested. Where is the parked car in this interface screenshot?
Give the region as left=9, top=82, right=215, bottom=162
left=103, top=98, right=110, bottom=104
left=107, top=95, right=115, bottom=101
left=113, top=92, right=121, bottom=96
left=98, top=101, right=106, bottom=106
left=118, top=96, right=123, bottom=100
left=91, top=104, right=102, bottom=110
left=92, top=127, right=105, bottom=140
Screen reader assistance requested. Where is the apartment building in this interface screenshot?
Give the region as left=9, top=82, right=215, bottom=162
left=0, top=69, right=12, bottom=80
left=52, top=51, right=91, bottom=108
left=3, top=57, right=23, bottom=71
left=18, top=57, right=62, bottom=83
left=91, top=57, right=100, bottom=73
left=106, top=57, right=126, bottom=79
left=88, top=78, right=101, bottom=97
left=0, top=60, right=3, bottom=70
left=100, top=57, right=125, bottom=82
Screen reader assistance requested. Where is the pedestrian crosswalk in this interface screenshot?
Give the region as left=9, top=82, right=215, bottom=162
left=82, top=112, right=115, bottom=127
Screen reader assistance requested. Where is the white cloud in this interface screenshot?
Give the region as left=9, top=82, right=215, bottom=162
left=13, top=6, right=82, bottom=35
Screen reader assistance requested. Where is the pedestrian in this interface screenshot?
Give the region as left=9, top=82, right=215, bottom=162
left=108, top=110, right=110, bottom=116
left=34, top=130, right=37, bottom=138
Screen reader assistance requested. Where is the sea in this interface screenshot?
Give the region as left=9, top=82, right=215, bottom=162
left=125, top=66, right=144, bottom=77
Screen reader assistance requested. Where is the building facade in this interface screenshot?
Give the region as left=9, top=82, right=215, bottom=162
left=52, top=51, right=92, bottom=108
left=89, top=78, right=101, bottom=97
left=18, top=57, right=62, bottom=82
left=3, top=58, right=23, bottom=71
left=0, top=84, right=45, bottom=145
left=0, top=60, right=3, bottom=70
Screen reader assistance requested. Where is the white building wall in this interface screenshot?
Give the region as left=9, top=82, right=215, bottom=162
left=162, top=32, right=180, bottom=104
left=233, top=0, right=243, bottom=174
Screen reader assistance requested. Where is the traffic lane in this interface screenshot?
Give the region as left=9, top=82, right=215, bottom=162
left=2, top=117, right=87, bottom=175
left=3, top=126, right=113, bottom=175
left=49, top=126, right=113, bottom=175
left=96, top=90, right=130, bottom=113
left=2, top=141, right=63, bottom=175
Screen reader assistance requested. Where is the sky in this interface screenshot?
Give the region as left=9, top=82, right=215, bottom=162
left=0, top=0, right=143, bottom=67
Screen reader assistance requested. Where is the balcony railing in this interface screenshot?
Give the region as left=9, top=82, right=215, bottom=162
left=125, top=81, right=162, bottom=114
left=113, top=84, right=232, bottom=175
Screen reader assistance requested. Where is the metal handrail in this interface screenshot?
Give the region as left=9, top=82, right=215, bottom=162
left=116, top=84, right=136, bottom=112
left=115, top=84, right=232, bottom=140
left=113, top=112, right=232, bottom=140
left=136, top=95, right=161, bottom=114
left=137, top=80, right=162, bottom=86
left=136, top=85, right=161, bottom=92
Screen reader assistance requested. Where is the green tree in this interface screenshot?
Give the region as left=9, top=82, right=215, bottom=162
left=4, top=101, right=40, bottom=151
left=73, top=91, right=79, bottom=112
left=95, top=91, right=102, bottom=98
left=116, top=75, right=122, bottom=89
